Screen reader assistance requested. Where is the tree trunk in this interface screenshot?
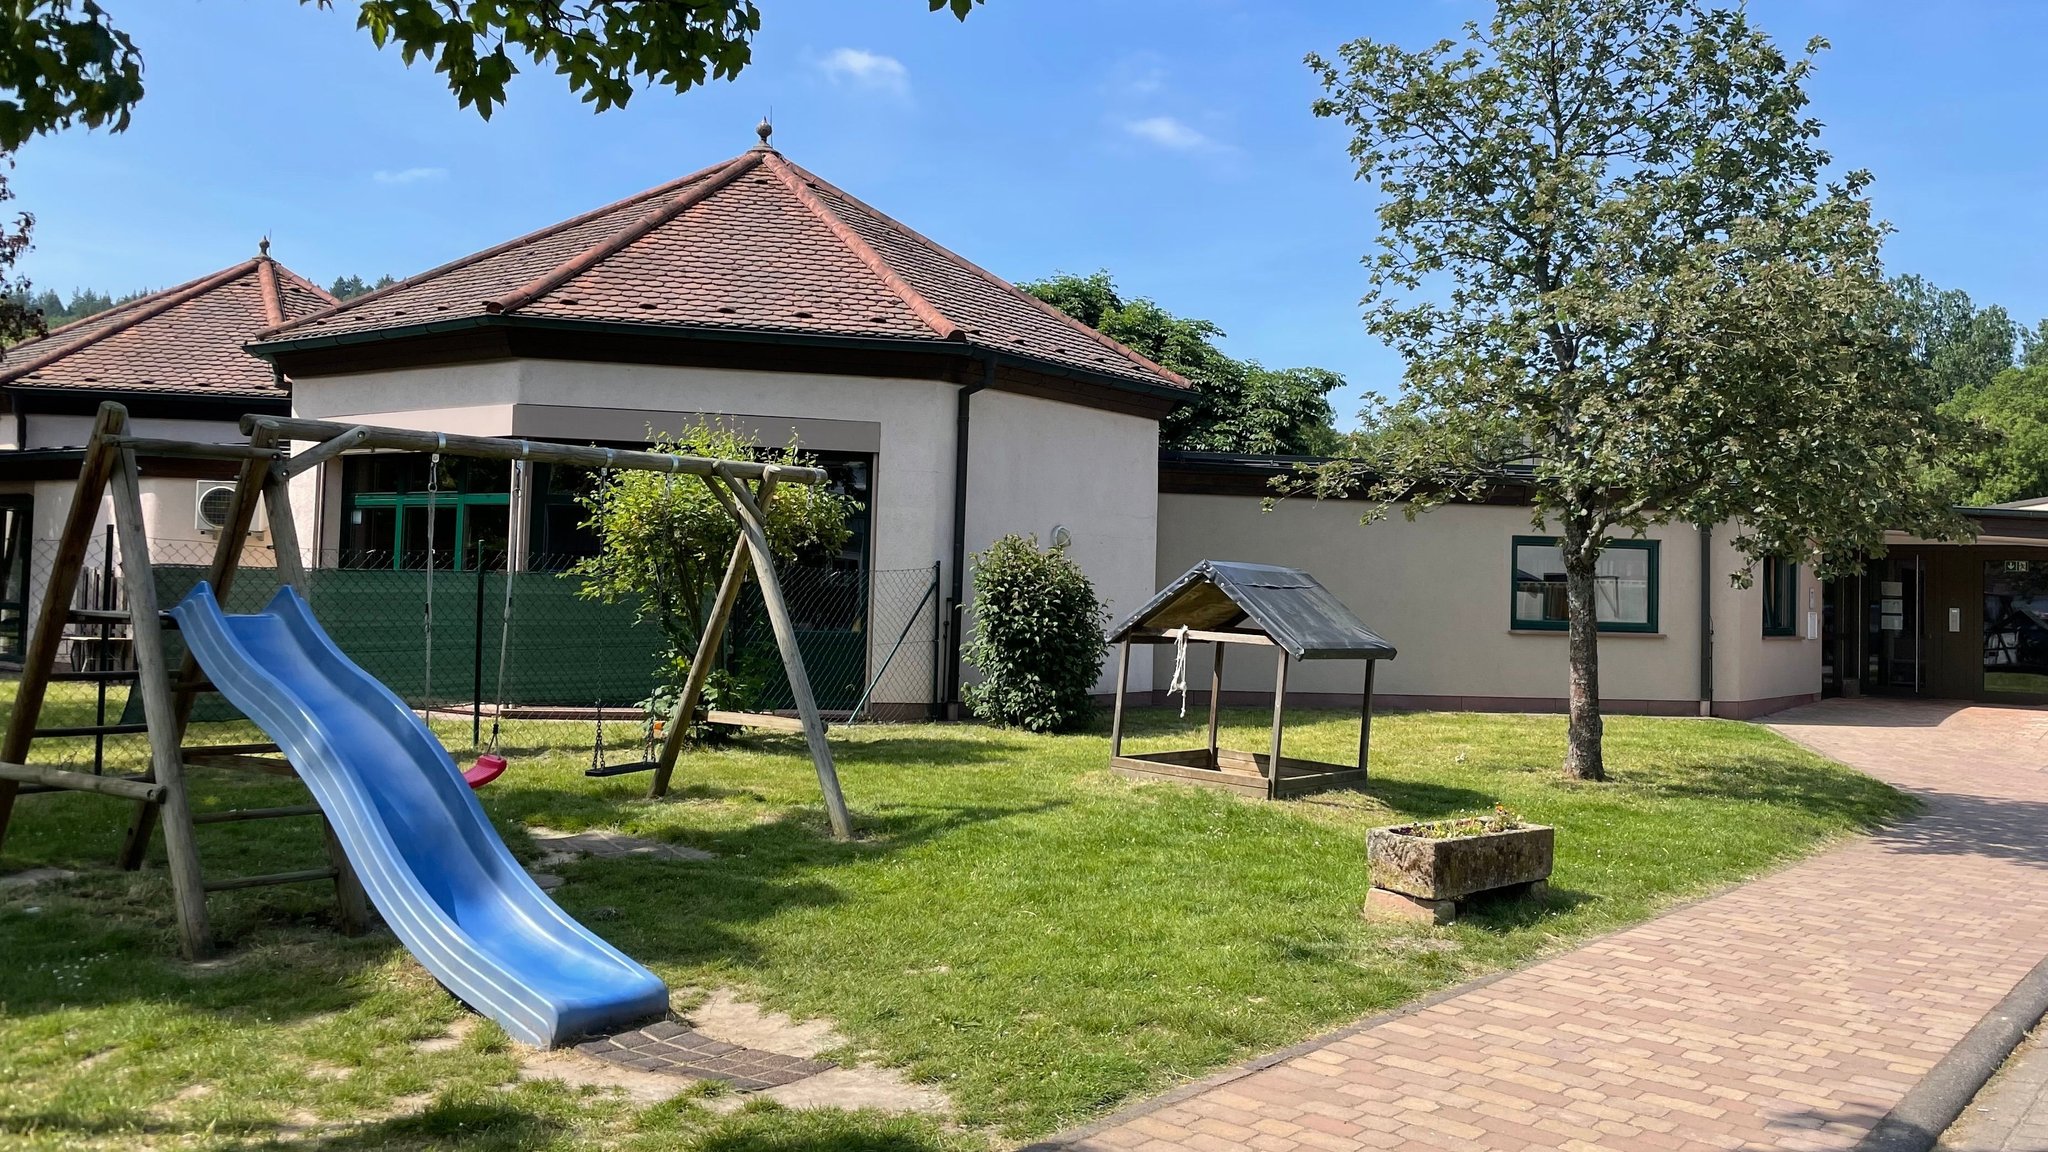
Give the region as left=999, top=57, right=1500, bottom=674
left=1561, top=527, right=1606, bottom=782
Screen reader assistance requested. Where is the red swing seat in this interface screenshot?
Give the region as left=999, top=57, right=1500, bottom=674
left=465, top=753, right=508, bottom=788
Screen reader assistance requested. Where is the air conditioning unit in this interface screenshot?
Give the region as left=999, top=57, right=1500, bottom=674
left=195, top=481, right=263, bottom=535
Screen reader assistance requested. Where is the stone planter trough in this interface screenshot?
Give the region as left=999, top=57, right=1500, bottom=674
left=1365, top=821, right=1554, bottom=925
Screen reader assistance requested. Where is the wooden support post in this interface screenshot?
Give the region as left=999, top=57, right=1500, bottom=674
left=710, top=471, right=853, bottom=840
left=263, top=457, right=368, bottom=936
left=109, top=444, right=212, bottom=958
left=1109, top=639, right=1131, bottom=758
left=0, top=403, right=124, bottom=850
left=1268, top=650, right=1289, bottom=801
left=1358, top=661, right=1376, bottom=775
left=1206, top=642, right=1225, bottom=770
left=648, top=481, right=769, bottom=800
left=120, top=436, right=272, bottom=871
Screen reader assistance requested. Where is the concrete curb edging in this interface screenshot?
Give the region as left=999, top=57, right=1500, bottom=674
left=1857, top=948, right=2048, bottom=1152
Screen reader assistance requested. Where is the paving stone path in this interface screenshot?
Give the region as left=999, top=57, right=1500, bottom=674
left=1041, top=699, right=2048, bottom=1152
left=575, top=1021, right=836, bottom=1090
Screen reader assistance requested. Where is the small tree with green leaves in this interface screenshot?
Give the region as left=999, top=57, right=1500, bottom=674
left=574, top=424, right=853, bottom=717
left=962, top=535, right=1108, bottom=733
left=1304, top=0, right=1981, bottom=781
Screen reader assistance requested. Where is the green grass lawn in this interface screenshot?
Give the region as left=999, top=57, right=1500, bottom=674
left=0, top=691, right=1910, bottom=1150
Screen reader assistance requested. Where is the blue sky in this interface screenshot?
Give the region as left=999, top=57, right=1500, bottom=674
left=13, top=1, right=2048, bottom=425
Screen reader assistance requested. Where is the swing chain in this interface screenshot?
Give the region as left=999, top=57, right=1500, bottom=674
left=484, top=461, right=521, bottom=756
left=423, top=446, right=441, bottom=709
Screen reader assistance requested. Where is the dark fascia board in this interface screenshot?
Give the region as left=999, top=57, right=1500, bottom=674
left=0, top=445, right=238, bottom=481
left=247, top=313, right=1194, bottom=414
left=1160, top=450, right=1539, bottom=504
left=6, top=385, right=289, bottom=421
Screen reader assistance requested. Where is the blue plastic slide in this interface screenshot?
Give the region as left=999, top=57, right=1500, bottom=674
left=171, top=582, right=668, bottom=1048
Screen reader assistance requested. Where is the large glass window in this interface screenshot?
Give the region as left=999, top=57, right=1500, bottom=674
left=1763, top=556, right=1799, bottom=637
left=1984, top=559, right=2048, bottom=695
left=341, top=454, right=510, bottom=570
left=1511, top=536, right=1658, bottom=633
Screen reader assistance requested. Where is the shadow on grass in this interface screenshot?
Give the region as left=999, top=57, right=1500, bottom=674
left=1614, top=752, right=1909, bottom=830
left=286, top=1100, right=565, bottom=1151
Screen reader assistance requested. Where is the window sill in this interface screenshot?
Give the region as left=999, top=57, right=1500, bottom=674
left=1762, top=632, right=1806, bottom=641
left=1509, top=628, right=1664, bottom=639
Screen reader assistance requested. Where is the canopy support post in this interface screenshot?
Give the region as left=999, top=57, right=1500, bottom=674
left=1358, top=660, right=1376, bottom=776
left=1109, top=640, right=1131, bottom=758
left=1267, top=650, right=1288, bottom=800
left=1205, top=642, right=1224, bottom=770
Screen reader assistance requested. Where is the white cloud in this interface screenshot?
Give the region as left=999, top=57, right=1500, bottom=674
left=372, top=166, right=448, bottom=186
left=1124, top=116, right=1214, bottom=152
left=819, top=48, right=910, bottom=96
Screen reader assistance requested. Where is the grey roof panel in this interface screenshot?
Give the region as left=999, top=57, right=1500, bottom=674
left=1110, top=560, right=1396, bottom=660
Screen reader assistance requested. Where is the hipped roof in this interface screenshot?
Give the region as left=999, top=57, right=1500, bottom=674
left=252, top=132, right=1193, bottom=401
left=0, top=252, right=334, bottom=398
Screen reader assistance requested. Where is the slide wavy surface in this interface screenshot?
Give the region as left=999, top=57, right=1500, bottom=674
left=171, top=582, right=668, bottom=1048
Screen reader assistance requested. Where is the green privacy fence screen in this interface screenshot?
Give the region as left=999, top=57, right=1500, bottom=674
left=113, top=546, right=939, bottom=741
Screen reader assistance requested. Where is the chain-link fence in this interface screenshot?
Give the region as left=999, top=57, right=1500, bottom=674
left=1, top=535, right=940, bottom=775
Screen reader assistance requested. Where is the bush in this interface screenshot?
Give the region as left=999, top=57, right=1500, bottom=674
left=962, top=534, right=1108, bottom=733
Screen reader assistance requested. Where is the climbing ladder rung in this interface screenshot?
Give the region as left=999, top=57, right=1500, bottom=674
left=183, top=742, right=281, bottom=757
left=191, top=804, right=324, bottom=826
left=67, top=607, right=131, bottom=623
left=0, top=762, right=164, bottom=803
left=34, top=722, right=149, bottom=738
left=203, top=867, right=338, bottom=893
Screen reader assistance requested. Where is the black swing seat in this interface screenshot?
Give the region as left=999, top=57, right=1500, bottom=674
left=584, top=759, right=660, bottom=779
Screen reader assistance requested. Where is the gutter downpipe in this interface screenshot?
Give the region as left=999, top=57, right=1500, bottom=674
left=945, top=358, right=995, bottom=718
left=1698, top=523, right=1715, bottom=718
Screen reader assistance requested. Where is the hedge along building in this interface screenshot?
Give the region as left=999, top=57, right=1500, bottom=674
left=247, top=124, right=1193, bottom=717
left=0, top=246, right=337, bottom=658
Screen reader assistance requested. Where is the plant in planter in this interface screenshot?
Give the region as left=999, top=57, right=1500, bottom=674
left=1365, top=805, right=1553, bottom=925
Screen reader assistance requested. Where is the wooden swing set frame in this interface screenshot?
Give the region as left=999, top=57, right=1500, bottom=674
left=0, top=401, right=852, bottom=960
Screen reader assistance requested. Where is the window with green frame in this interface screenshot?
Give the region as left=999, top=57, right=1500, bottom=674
left=1763, top=556, right=1799, bottom=637
left=341, top=454, right=511, bottom=571
left=1511, top=536, right=1659, bottom=633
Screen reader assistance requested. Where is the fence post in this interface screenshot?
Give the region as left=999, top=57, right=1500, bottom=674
left=928, top=561, right=942, bottom=720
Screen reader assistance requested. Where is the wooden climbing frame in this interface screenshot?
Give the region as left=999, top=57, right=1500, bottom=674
left=0, top=402, right=854, bottom=960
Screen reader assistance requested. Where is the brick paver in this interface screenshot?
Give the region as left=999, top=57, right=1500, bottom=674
left=1048, top=699, right=2048, bottom=1152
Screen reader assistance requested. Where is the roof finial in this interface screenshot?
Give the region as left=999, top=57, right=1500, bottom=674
left=257, top=235, right=271, bottom=258
left=755, top=117, right=774, bottom=149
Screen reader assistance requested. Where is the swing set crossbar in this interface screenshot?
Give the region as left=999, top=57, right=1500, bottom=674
left=244, top=417, right=829, bottom=487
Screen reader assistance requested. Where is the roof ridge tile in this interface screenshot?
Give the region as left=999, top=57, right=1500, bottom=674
left=759, top=152, right=962, bottom=341
left=783, top=158, right=1191, bottom=389
left=257, top=157, right=737, bottom=340
left=0, top=260, right=260, bottom=386
left=488, top=151, right=765, bottom=316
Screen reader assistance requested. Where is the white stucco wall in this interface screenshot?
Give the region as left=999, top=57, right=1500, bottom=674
left=292, top=360, right=1161, bottom=708
left=1708, top=534, right=1824, bottom=709
left=1153, top=492, right=1817, bottom=715
left=964, top=389, right=1158, bottom=694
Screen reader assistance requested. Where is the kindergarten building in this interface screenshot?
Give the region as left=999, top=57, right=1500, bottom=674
left=7, top=126, right=2046, bottom=716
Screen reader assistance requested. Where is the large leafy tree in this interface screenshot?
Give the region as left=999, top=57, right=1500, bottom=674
left=1892, top=274, right=2017, bottom=398
left=1305, top=0, right=1979, bottom=780
left=1023, top=271, right=1344, bottom=456
left=0, top=1, right=983, bottom=149
left=1946, top=366, right=2048, bottom=506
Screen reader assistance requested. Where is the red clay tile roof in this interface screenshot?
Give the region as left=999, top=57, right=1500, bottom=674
left=257, top=143, right=1192, bottom=395
left=0, top=253, right=337, bottom=397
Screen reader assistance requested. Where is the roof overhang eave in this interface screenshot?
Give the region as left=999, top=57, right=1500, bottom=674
left=248, top=314, right=1195, bottom=409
